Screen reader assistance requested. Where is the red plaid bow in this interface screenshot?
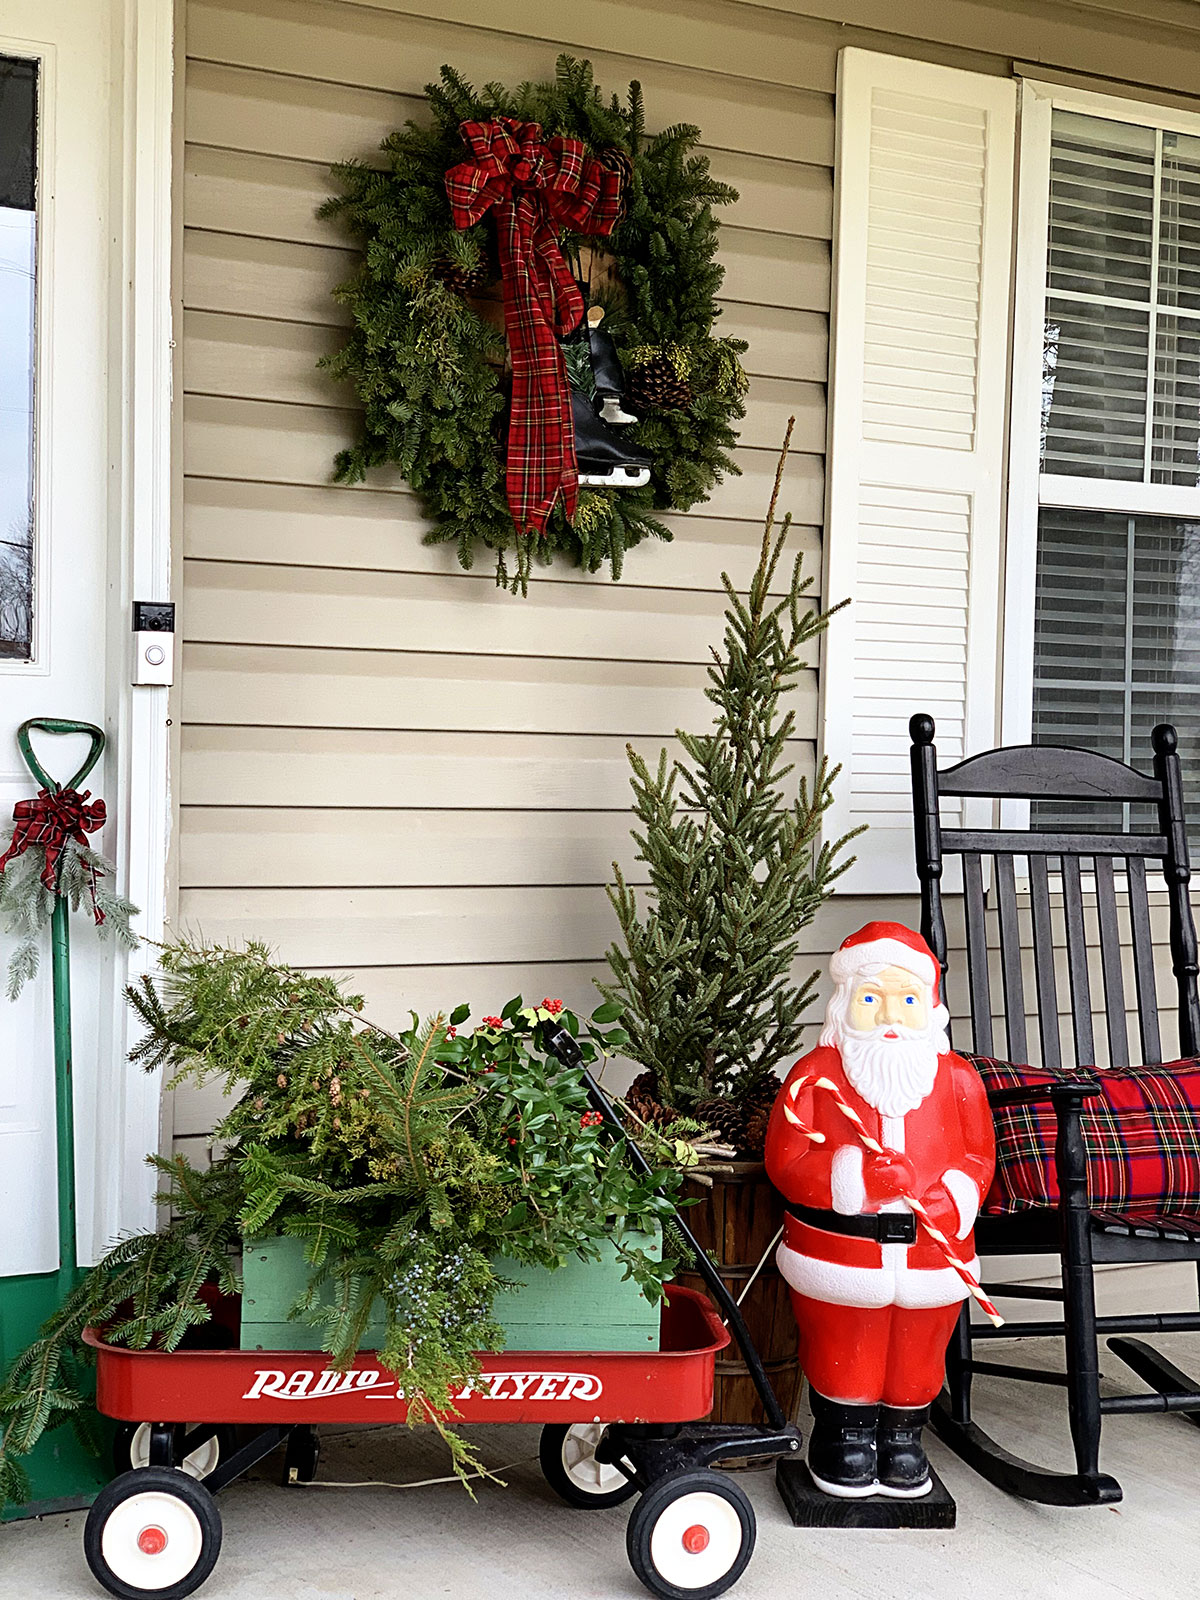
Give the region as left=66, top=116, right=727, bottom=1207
left=444, top=118, right=624, bottom=536
left=0, top=787, right=108, bottom=920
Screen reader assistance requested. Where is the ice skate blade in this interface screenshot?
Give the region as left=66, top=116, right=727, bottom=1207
left=578, top=466, right=651, bottom=488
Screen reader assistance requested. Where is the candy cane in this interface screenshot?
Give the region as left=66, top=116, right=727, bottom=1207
left=810, top=1076, right=1003, bottom=1328
left=782, top=1075, right=825, bottom=1142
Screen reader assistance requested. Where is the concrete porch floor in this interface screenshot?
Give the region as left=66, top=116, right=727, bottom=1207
left=3, top=1268, right=1198, bottom=1600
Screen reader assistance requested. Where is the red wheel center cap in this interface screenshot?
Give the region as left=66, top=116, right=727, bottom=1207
left=682, top=1523, right=710, bottom=1555
left=137, top=1526, right=168, bottom=1556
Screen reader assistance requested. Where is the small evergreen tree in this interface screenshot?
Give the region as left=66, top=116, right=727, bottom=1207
left=600, top=423, right=857, bottom=1135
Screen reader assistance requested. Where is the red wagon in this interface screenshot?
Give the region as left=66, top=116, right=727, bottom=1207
left=79, top=1028, right=803, bottom=1600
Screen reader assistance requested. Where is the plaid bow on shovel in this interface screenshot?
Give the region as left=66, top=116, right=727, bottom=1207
left=0, top=787, right=108, bottom=923
left=444, top=118, right=625, bottom=537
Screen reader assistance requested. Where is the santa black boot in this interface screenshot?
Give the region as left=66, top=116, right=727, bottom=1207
left=876, top=1405, right=933, bottom=1498
left=570, top=387, right=651, bottom=489
left=807, top=1392, right=879, bottom=1498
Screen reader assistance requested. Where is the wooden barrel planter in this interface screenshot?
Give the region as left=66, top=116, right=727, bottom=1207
left=674, top=1161, right=802, bottom=1424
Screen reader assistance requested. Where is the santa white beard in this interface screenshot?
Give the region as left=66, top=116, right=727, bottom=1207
left=836, top=1024, right=941, bottom=1119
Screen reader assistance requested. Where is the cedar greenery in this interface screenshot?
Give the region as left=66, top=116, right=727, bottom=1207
left=319, top=54, right=747, bottom=590
left=0, top=835, right=138, bottom=998
left=600, top=424, right=860, bottom=1125
left=0, top=945, right=677, bottom=1505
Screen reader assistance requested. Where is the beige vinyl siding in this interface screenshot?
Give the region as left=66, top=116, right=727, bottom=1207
left=174, top=0, right=1200, bottom=1154
left=175, top=0, right=839, bottom=1156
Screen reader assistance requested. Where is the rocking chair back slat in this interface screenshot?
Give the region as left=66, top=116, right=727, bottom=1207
left=962, top=852, right=994, bottom=1056
left=1126, top=856, right=1162, bottom=1065
left=1061, top=855, right=1095, bottom=1068
left=1093, top=854, right=1130, bottom=1069
left=1028, top=855, right=1062, bottom=1069
left=994, top=853, right=1028, bottom=1065
left=909, top=715, right=1199, bottom=1072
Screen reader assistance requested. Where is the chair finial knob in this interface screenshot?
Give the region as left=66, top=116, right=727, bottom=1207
left=910, top=713, right=936, bottom=745
left=1153, top=723, right=1179, bottom=756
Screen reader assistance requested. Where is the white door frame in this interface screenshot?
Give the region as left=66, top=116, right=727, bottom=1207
left=100, top=0, right=177, bottom=1255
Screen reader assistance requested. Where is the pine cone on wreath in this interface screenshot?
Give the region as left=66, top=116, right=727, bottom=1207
left=598, top=147, right=634, bottom=218
left=432, top=256, right=490, bottom=293
left=628, top=353, right=693, bottom=412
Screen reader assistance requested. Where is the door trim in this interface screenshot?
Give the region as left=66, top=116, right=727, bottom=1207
left=100, top=0, right=176, bottom=1251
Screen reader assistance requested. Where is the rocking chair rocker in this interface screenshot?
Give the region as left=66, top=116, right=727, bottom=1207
left=909, top=713, right=1200, bottom=1506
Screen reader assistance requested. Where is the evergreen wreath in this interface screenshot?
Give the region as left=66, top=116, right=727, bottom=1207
left=320, top=55, right=748, bottom=591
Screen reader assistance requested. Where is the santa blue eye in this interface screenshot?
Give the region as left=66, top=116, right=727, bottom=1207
left=863, top=994, right=876, bottom=1003
left=905, top=996, right=915, bottom=1005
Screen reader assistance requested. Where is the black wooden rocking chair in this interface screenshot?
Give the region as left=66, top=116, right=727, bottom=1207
left=909, top=712, right=1200, bottom=1506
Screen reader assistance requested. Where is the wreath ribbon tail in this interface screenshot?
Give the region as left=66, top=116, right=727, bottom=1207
left=496, top=198, right=583, bottom=537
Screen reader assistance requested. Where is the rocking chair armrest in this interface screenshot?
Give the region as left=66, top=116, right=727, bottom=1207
left=986, top=1075, right=1102, bottom=1111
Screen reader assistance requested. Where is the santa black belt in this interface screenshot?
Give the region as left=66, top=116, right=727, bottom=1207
left=786, top=1202, right=916, bottom=1244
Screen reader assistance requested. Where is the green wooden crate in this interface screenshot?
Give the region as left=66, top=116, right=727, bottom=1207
left=240, top=1231, right=661, bottom=1354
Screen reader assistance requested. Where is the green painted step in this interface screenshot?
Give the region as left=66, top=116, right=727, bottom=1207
left=241, top=1231, right=662, bottom=1354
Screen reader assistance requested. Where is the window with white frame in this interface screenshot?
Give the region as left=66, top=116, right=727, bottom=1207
left=1030, top=101, right=1200, bottom=828
left=821, top=61, right=1200, bottom=888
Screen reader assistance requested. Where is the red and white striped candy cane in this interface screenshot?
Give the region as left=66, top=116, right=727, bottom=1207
left=809, top=1075, right=1003, bottom=1328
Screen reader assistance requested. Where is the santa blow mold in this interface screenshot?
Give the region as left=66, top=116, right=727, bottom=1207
left=764, top=922, right=995, bottom=1499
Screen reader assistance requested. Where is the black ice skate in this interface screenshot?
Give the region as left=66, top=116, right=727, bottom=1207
left=570, top=387, right=651, bottom=489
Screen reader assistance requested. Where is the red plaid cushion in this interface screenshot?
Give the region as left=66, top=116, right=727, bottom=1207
left=970, top=1054, right=1200, bottom=1220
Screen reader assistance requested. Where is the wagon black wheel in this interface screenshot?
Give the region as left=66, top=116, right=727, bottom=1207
left=113, top=1424, right=234, bottom=1483
left=626, top=1469, right=755, bottom=1600
left=539, top=1423, right=638, bottom=1508
left=84, top=1467, right=222, bottom=1600
left=282, top=1425, right=321, bottom=1485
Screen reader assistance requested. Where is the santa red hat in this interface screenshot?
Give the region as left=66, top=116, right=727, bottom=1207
left=828, top=922, right=940, bottom=1002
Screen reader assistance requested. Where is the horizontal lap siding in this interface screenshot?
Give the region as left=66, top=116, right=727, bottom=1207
left=176, top=0, right=841, bottom=1146
left=177, top=0, right=1200, bottom=1154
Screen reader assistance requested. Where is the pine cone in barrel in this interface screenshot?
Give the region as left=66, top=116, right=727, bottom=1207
left=625, top=1070, right=676, bottom=1128
left=628, top=353, right=692, bottom=412
left=737, top=1074, right=783, bottom=1159
left=694, top=1095, right=746, bottom=1150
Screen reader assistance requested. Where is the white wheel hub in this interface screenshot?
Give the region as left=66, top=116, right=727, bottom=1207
left=649, top=1490, right=744, bottom=1590
left=129, top=1424, right=221, bottom=1480
left=100, top=1489, right=206, bottom=1591
left=561, top=1423, right=628, bottom=1495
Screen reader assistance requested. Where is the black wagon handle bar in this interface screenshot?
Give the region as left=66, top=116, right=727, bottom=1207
left=541, top=1023, right=789, bottom=1433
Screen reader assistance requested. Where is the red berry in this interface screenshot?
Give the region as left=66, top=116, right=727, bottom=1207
left=482, top=1016, right=503, bottom=1028
left=542, top=998, right=564, bottom=1015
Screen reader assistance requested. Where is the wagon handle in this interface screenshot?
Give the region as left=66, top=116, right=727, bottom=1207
left=541, top=1023, right=789, bottom=1434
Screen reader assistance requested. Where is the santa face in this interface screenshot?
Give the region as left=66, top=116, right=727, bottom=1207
left=821, top=964, right=947, bottom=1119
left=848, top=967, right=927, bottom=1033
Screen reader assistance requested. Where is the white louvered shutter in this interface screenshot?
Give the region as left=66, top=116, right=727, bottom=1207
left=821, top=51, right=1017, bottom=893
